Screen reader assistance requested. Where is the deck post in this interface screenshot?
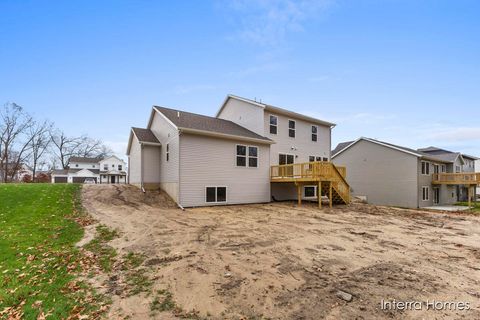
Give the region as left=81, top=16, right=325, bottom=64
left=297, top=183, right=302, bottom=206
left=468, top=186, right=472, bottom=208
left=329, top=181, right=333, bottom=208
left=318, top=180, right=322, bottom=209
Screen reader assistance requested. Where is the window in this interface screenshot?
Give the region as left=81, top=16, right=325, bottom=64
left=279, top=153, right=294, bottom=165
left=309, top=156, right=315, bottom=162
left=269, top=115, right=278, bottom=134
left=75, top=164, right=79, bottom=167
left=323, top=157, right=328, bottom=162
left=236, top=145, right=258, bottom=167
left=422, top=186, right=429, bottom=201
left=205, top=186, right=227, bottom=203
left=166, top=144, right=170, bottom=161
left=421, top=161, right=430, bottom=175
left=118, top=165, right=122, bottom=171
left=441, top=165, right=446, bottom=173
left=311, top=126, right=317, bottom=142
left=304, top=186, right=316, bottom=198
left=112, top=164, right=114, bottom=167
left=248, top=146, right=258, bottom=168
left=236, top=145, right=246, bottom=167
left=92, top=165, right=95, bottom=168
left=434, top=164, right=439, bottom=174
left=103, top=175, right=107, bottom=178
left=316, top=156, right=322, bottom=161
left=288, top=120, right=296, bottom=138
left=103, top=164, right=108, bottom=170
left=455, top=166, right=461, bottom=173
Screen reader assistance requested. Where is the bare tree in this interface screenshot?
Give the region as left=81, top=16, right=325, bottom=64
left=0, top=103, right=34, bottom=182
left=50, top=130, right=112, bottom=169
left=28, top=120, right=53, bottom=182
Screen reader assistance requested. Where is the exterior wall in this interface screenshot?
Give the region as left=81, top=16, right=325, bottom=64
left=333, top=140, right=419, bottom=208
left=178, top=133, right=271, bottom=207
left=142, top=145, right=161, bottom=184
left=150, top=111, right=180, bottom=202
left=217, top=98, right=265, bottom=136
left=264, top=110, right=331, bottom=165
left=69, top=161, right=98, bottom=170
left=99, top=156, right=126, bottom=172
left=68, top=169, right=99, bottom=183
left=417, top=160, right=458, bottom=207
left=128, top=136, right=142, bottom=185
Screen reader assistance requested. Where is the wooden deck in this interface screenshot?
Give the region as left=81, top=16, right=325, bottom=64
left=432, top=173, right=480, bottom=185
left=270, top=162, right=350, bottom=207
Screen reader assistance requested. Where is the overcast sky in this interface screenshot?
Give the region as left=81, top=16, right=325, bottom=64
left=1, top=0, right=479, bottom=159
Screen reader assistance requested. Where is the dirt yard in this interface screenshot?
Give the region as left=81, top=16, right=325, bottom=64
left=81, top=185, right=480, bottom=320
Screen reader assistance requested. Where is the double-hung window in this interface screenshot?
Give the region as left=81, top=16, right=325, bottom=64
left=311, top=126, right=317, bottom=142
left=206, top=186, right=227, bottom=203
left=236, top=145, right=258, bottom=167
left=269, top=115, right=278, bottom=134
left=288, top=120, right=296, bottom=138
left=421, top=161, right=430, bottom=175
left=422, top=186, right=429, bottom=201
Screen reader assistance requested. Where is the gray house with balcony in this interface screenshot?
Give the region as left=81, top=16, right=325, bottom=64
left=332, top=138, right=479, bottom=208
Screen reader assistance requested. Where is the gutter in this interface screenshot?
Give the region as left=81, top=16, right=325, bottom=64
left=178, top=127, right=274, bottom=145
left=140, top=144, right=145, bottom=193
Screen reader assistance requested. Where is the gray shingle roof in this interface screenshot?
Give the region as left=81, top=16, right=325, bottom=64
left=154, top=106, right=272, bottom=142
left=132, top=127, right=160, bottom=144
left=332, top=141, right=355, bottom=156
left=68, top=156, right=103, bottom=163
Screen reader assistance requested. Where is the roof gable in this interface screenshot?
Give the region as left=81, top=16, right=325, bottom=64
left=126, top=127, right=161, bottom=155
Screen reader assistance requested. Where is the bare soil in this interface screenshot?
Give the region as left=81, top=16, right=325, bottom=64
left=81, top=184, right=480, bottom=319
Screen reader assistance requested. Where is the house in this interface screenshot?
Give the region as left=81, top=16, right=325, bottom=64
left=127, top=94, right=350, bottom=208
left=332, top=137, right=479, bottom=208
left=51, top=156, right=127, bottom=184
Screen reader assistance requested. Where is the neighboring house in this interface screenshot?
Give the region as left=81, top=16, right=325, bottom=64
left=51, top=156, right=127, bottom=184
left=332, top=137, right=479, bottom=208
left=127, top=94, right=349, bottom=208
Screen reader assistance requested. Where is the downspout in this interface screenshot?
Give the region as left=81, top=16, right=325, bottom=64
left=177, top=129, right=185, bottom=211
left=141, top=144, right=145, bottom=193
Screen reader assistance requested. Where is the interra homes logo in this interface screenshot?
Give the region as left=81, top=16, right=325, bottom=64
left=381, top=299, right=471, bottom=311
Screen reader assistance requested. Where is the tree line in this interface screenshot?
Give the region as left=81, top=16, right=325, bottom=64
left=0, top=102, right=112, bottom=183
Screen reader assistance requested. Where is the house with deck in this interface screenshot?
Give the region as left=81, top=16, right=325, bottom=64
left=332, top=137, right=479, bottom=208
left=51, top=156, right=127, bottom=184
left=126, top=94, right=350, bottom=208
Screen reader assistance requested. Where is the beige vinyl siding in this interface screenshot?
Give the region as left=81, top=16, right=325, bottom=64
left=142, top=145, right=161, bottom=184
left=264, top=111, right=331, bottom=165
left=217, top=98, right=265, bottom=135
left=150, top=111, right=180, bottom=201
left=128, top=136, right=142, bottom=184
left=333, top=139, right=418, bottom=208
left=179, top=133, right=270, bottom=207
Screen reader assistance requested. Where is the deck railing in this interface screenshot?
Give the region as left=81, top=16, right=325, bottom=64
left=270, top=161, right=350, bottom=203
left=432, top=172, right=480, bottom=185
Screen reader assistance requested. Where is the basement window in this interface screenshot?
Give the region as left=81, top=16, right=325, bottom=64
left=304, top=186, right=317, bottom=198
left=269, top=115, right=278, bottom=134
left=311, top=126, right=317, bottom=142
left=206, top=186, right=227, bottom=203
left=288, top=120, right=296, bottom=138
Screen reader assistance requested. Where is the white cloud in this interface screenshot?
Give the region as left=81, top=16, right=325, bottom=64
left=226, top=0, right=334, bottom=46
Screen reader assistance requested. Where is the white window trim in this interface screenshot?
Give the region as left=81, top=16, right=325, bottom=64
left=205, top=186, right=228, bottom=204
left=422, top=186, right=430, bottom=201
left=441, top=164, right=446, bottom=173
left=421, top=161, right=430, bottom=175
left=279, top=153, right=295, bottom=165
left=269, top=114, right=278, bottom=135
left=236, top=144, right=258, bottom=168
left=311, top=125, right=318, bottom=142
left=288, top=119, right=296, bottom=138
left=303, top=185, right=317, bottom=198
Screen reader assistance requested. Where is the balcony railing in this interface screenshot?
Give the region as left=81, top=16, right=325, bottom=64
left=270, top=161, right=346, bottom=181
left=432, top=172, right=480, bottom=185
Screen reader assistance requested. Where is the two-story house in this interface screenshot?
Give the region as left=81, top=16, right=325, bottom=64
left=332, top=138, right=479, bottom=208
left=51, top=156, right=127, bottom=184
left=127, top=94, right=350, bottom=208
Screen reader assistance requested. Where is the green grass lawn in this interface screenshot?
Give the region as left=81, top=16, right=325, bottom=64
left=455, top=201, right=480, bottom=212
left=0, top=184, right=104, bottom=319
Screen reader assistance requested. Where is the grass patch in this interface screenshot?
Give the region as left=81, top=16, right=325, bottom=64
left=0, top=184, right=106, bottom=319
left=84, top=225, right=118, bottom=273
left=455, top=201, right=480, bottom=212
left=150, top=290, right=176, bottom=312
left=122, top=252, right=146, bottom=270
left=125, top=269, right=153, bottom=296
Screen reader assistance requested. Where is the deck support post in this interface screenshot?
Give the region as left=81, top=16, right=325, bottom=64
left=297, top=183, right=302, bottom=206
left=468, top=186, right=472, bottom=208
left=329, top=181, right=333, bottom=208
left=318, top=180, right=322, bottom=209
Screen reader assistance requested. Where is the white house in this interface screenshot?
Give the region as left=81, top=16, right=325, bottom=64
left=127, top=94, right=350, bottom=208
left=51, top=156, right=127, bottom=184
